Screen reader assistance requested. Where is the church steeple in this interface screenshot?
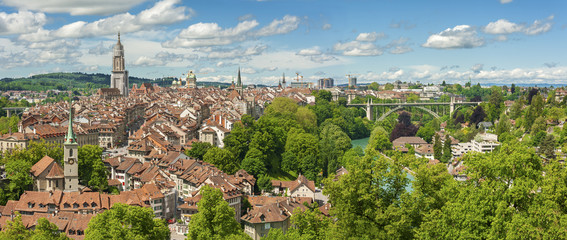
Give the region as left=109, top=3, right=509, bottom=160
left=65, top=103, right=76, bottom=144
left=64, top=101, right=79, bottom=192
left=237, top=67, right=242, bottom=87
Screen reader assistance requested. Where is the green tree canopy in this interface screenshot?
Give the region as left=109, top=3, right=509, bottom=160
left=186, top=185, right=248, bottom=240
left=185, top=142, right=213, bottom=160
left=85, top=203, right=169, bottom=240
left=203, top=147, right=239, bottom=174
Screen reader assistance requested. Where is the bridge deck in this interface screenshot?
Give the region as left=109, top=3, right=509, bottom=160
left=347, top=102, right=480, bottom=106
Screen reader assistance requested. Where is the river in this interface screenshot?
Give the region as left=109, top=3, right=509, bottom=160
left=350, top=137, right=414, bottom=192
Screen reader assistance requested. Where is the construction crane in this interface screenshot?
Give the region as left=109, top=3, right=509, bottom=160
left=295, top=72, right=305, bottom=88
left=346, top=73, right=359, bottom=89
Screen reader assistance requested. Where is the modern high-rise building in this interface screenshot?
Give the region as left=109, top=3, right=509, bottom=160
left=318, top=78, right=334, bottom=89
left=348, top=76, right=357, bottom=88
left=110, top=33, right=129, bottom=97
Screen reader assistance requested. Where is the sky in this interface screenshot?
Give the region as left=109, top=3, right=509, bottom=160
left=0, top=0, right=566, bottom=86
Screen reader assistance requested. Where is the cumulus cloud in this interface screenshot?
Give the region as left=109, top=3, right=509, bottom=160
left=255, top=15, right=300, bottom=37
left=19, top=0, right=191, bottom=41
left=296, top=47, right=322, bottom=56
left=238, top=14, right=255, bottom=22
left=385, top=37, right=413, bottom=54
left=240, top=67, right=256, bottom=74
left=355, top=32, right=386, bottom=42
left=0, top=39, right=83, bottom=69
left=484, top=16, right=553, bottom=35
left=471, top=63, right=484, bottom=73
left=206, top=45, right=267, bottom=59
left=500, top=0, right=513, bottom=4
left=322, top=23, right=331, bottom=30
left=88, top=41, right=112, bottom=55
left=422, top=25, right=484, bottom=49
left=164, top=15, right=300, bottom=48
left=131, top=51, right=194, bottom=66
left=2, top=0, right=147, bottom=15
left=0, top=11, right=46, bottom=35
left=334, top=41, right=382, bottom=56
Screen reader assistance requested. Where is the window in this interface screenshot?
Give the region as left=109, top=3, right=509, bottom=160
left=91, top=202, right=97, bottom=207
left=264, top=223, right=270, bottom=230
left=64, top=203, right=70, bottom=208
left=73, top=203, right=79, bottom=208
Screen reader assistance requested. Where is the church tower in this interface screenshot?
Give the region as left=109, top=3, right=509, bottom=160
left=236, top=68, right=243, bottom=95
left=282, top=73, right=286, bottom=89
left=187, top=70, right=197, bottom=89
left=64, top=103, right=79, bottom=192
left=110, top=32, right=129, bottom=97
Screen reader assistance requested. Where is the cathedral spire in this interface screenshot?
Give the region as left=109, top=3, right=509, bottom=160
left=65, top=103, right=77, bottom=144
left=237, top=67, right=242, bottom=87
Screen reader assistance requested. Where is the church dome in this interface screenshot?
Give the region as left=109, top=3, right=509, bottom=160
left=187, top=71, right=196, bottom=80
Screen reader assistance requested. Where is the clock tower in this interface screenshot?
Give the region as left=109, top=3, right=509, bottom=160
left=64, top=103, right=79, bottom=192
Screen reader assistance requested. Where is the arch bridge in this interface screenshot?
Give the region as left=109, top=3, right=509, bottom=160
left=347, top=97, right=480, bottom=121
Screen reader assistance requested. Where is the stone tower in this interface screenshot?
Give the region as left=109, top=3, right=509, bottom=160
left=282, top=73, right=286, bottom=89
left=64, top=104, right=79, bottom=192
left=110, top=32, right=129, bottom=97
left=236, top=68, right=243, bottom=95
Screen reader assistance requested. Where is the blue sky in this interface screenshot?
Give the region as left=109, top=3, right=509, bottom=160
left=0, top=0, right=565, bottom=86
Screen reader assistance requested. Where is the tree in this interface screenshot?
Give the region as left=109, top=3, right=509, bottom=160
left=539, top=134, right=556, bottom=159
left=416, top=125, right=435, bottom=143
left=366, top=126, right=392, bottom=153
left=441, top=135, right=452, bottom=163
left=433, top=134, right=442, bottom=160
left=186, top=185, right=248, bottom=240
left=488, top=87, right=504, bottom=121
left=527, top=88, right=538, bottom=104
left=368, top=82, right=380, bottom=91
left=0, top=212, right=31, bottom=239
left=240, top=157, right=266, bottom=178
left=510, top=83, right=516, bottom=94
left=88, top=159, right=109, bottom=192
left=323, top=151, right=410, bottom=239
left=31, top=218, right=70, bottom=240
left=319, top=123, right=351, bottom=176
left=469, top=105, right=486, bottom=126
left=285, top=207, right=331, bottom=240
left=495, top=113, right=511, bottom=139
left=531, top=116, right=547, bottom=134
left=203, top=147, right=239, bottom=174
left=390, top=111, right=418, bottom=141
left=285, top=128, right=319, bottom=180
left=316, top=90, right=332, bottom=102
left=186, top=142, right=213, bottom=160
left=78, top=145, right=103, bottom=185
left=281, top=152, right=298, bottom=173
left=295, top=107, right=317, bottom=133
left=85, top=203, right=169, bottom=240
left=257, top=174, right=273, bottom=193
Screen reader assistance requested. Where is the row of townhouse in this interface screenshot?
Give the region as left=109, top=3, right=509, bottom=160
left=0, top=182, right=169, bottom=239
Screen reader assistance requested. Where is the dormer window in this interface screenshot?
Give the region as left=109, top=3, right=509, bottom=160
left=39, top=204, right=45, bottom=208
left=73, top=203, right=79, bottom=208
left=64, top=203, right=70, bottom=208
left=28, top=203, right=35, bottom=208
left=91, top=202, right=97, bottom=207
left=83, top=203, right=89, bottom=208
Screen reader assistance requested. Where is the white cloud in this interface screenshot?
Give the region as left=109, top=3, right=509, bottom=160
left=238, top=14, right=254, bottom=22
left=2, top=0, right=147, bottom=16
left=422, top=25, right=484, bottom=49
left=206, top=45, right=267, bottom=59
left=471, top=63, right=484, bottom=73
left=0, top=11, right=46, bottom=35
left=0, top=39, right=83, bottom=69
left=255, top=15, right=300, bottom=37
left=296, top=47, right=322, bottom=56
left=19, top=0, right=191, bottom=41
left=200, top=67, right=216, bottom=73
left=88, top=41, right=112, bottom=55
left=322, top=24, right=331, bottom=30
left=132, top=56, right=163, bottom=66
left=484, top=16, right=553, bottom=35
left=355, top=32, right=385, bottom=42
left=334, top=41, right=382, bottom=56
left=500, top=0, right=513, bottom=4
left=240, top=67, right=256, bottom=74
left=163, top=20, right=258, bottom=48
left=136, top=0, right=192, bottom=25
